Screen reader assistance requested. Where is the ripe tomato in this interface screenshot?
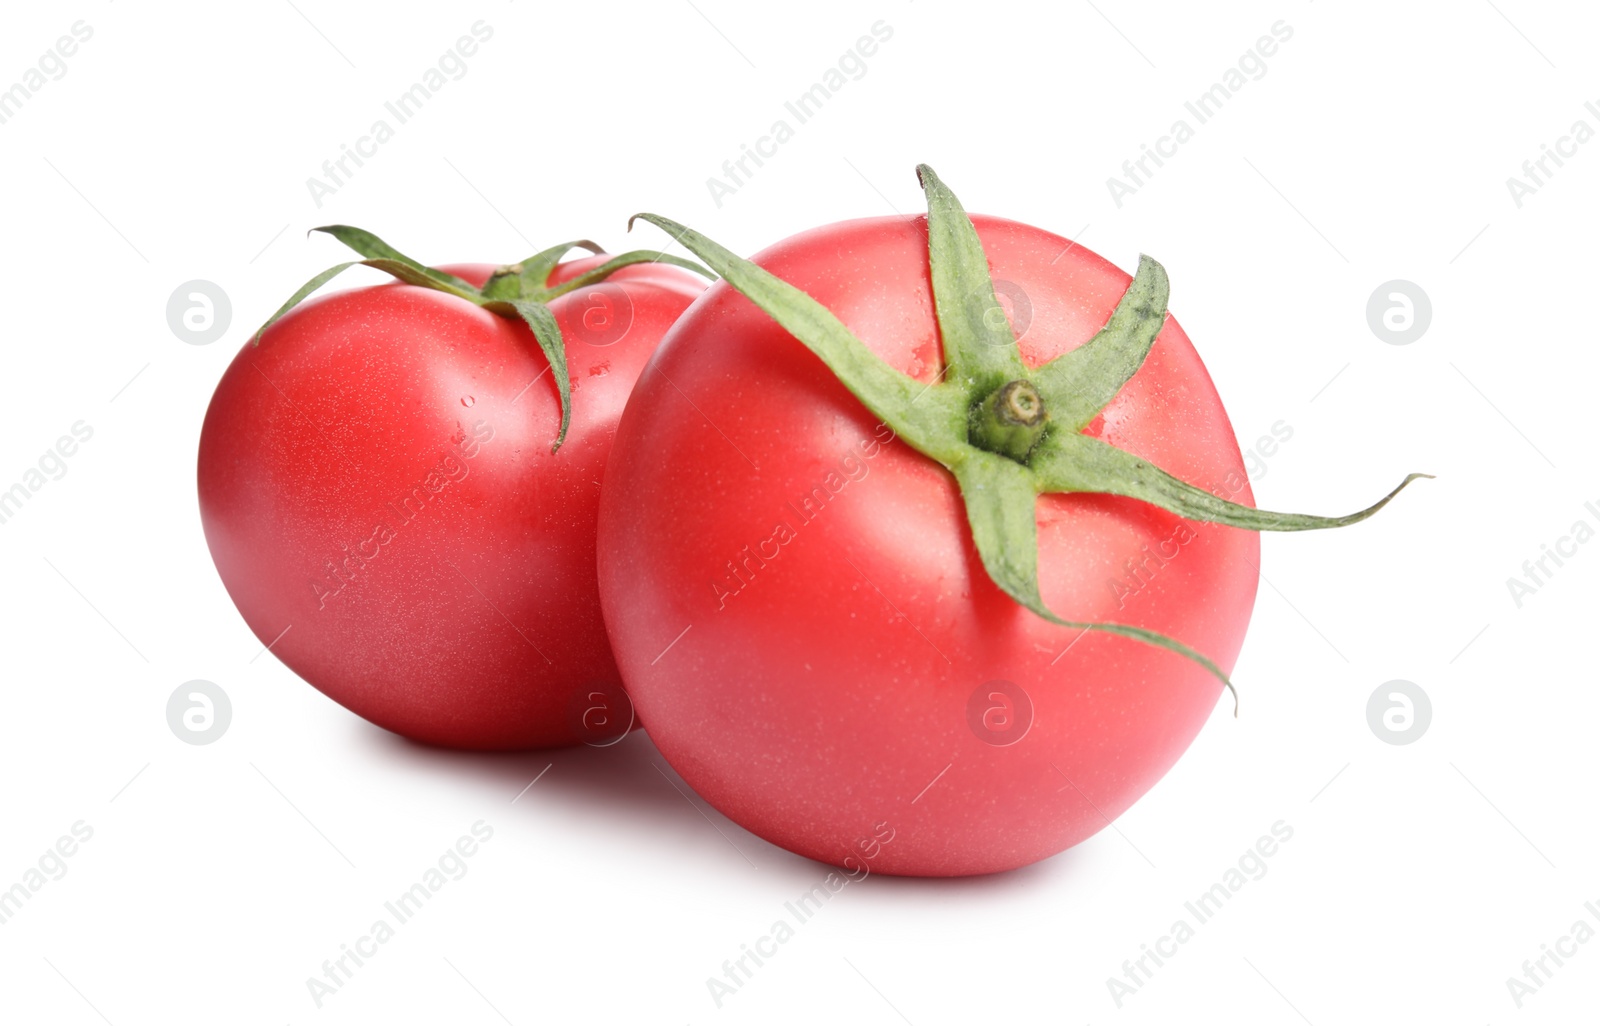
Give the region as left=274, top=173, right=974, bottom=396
left=199, top=255, right=704, bottom=749
left=598, top=215, right=1260, bottom=875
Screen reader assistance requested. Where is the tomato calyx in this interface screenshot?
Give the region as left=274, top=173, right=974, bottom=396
left=250, top=226, right=715, bottom=453
left=631, top=165, right=1431, bottom=711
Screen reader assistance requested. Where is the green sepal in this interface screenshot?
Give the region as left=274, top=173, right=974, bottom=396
left=950, top=451, right=1238, bottom=710
left=1031, top=254, right=1170, bottom=432
left=538, top=250, right=716, bottom=302
left=357, top=258, right=482, bottom=302
left=518, top=239, right=604, bottom=292
left=252, top=260, right=361, bottom=344
left=916, top=164, right=1028, bottom=396
left=1033, top=431, right=1434, bottom=532
left=251, top=257, right=482, bottom=343
left=491, top=299, right=572, bottom=452
left=311, top=225, right=478, bottom=293
left=628, top=213, right=969, bottom=462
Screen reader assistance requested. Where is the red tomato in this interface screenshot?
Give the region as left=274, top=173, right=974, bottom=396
left=598, top=216, right=1259, bottom=875
left=199, top=257, right=704, bottom=749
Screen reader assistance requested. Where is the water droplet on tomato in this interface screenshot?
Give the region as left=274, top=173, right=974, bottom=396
left=461, top=396, right=475, bottom=407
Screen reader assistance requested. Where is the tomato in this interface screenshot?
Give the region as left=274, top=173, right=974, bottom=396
left=597, top=213, right=1262, bottom=875
left=199, top=253, right=705, bottom=749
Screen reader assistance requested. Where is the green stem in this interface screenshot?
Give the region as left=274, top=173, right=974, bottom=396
left=969, top=379, right=1048, bottom=462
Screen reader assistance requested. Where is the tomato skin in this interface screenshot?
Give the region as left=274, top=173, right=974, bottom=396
left=198, top=258, right=703, bottom=749
left=598, top=216, right=1260, bottom=875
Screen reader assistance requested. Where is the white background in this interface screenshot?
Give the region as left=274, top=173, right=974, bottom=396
left=1, top=1, right=1596, bottom=1022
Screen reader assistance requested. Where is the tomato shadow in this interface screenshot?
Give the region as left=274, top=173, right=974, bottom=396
left=361, top=725, right=1097, bottom=893
left=360, top=725, right=692, bottom=817
left=359, top=725, right=816, bottom=874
